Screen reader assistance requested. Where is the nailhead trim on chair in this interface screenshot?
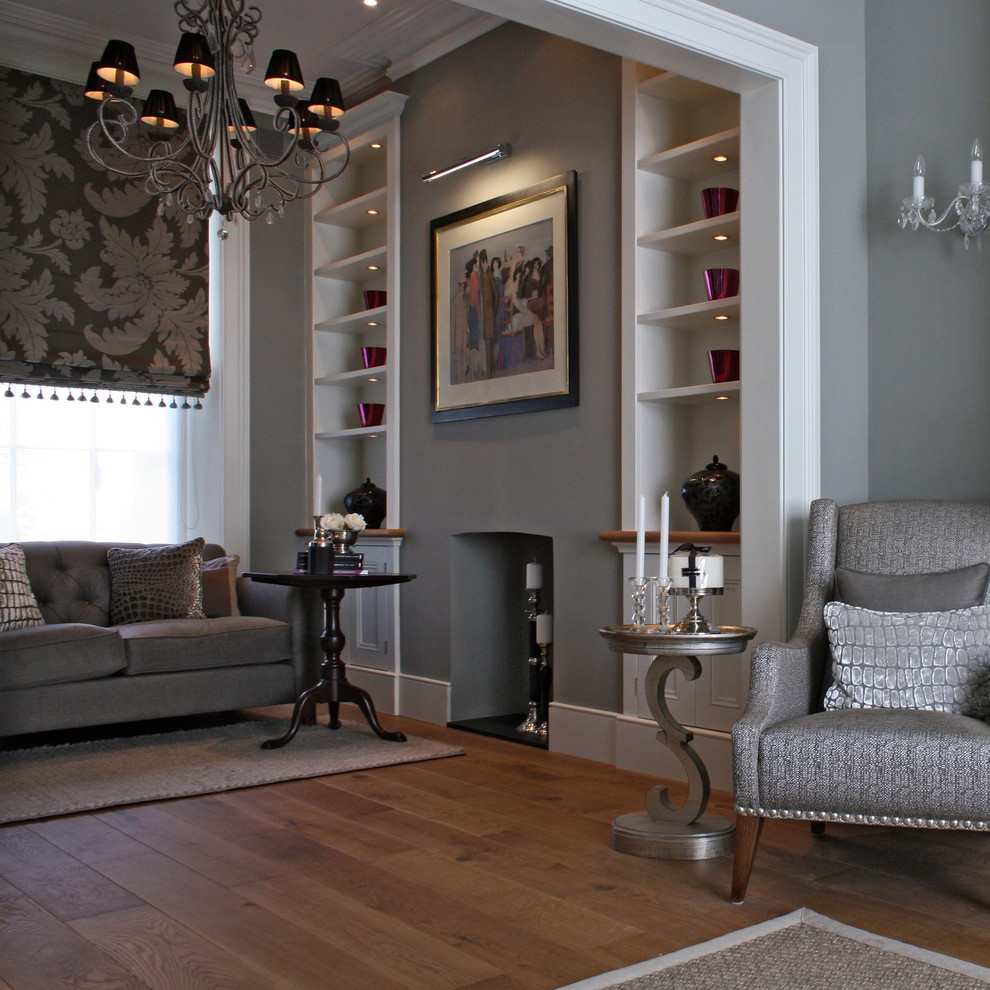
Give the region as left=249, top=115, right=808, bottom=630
left=735, top=807, right=990, bottom=830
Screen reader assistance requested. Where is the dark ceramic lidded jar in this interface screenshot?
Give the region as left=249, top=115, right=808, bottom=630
left=680, top=455, right=740, bottom=531
left=343, top=477, right=387, bottom=529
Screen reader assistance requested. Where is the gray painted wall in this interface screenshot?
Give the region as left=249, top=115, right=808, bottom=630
left=397, top=24, right=624, bottom=710
left=865, top=0, right=990, bottom=501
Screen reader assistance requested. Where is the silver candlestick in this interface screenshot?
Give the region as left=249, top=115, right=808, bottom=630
left=628, top=576, right=649, bottom=628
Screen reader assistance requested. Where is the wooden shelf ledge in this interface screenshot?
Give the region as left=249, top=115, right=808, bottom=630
left=600, top=530, right=740, bottom=544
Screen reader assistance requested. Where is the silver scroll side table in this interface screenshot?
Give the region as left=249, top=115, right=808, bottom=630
left=598, top=624, right=757, bottom=860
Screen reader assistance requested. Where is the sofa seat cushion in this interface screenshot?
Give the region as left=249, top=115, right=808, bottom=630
left=0, top=623, right=126, bottom=690
left=759, top=708, right=990, bottom=821
left=117, top=616, right=291, bottom=675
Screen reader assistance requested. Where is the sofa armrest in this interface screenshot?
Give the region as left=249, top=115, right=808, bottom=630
left=732, top=631, right=828, bottom=811
left=236, top=578, right=323, bottom=691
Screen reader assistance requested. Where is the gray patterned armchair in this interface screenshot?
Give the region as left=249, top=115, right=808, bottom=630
left=731, top=498, right=990, bottom=903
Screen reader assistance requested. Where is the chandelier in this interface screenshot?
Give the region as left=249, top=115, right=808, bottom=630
left=898, top=139, right=990, bottom=246
left=85, top=0, right=350, bottom=224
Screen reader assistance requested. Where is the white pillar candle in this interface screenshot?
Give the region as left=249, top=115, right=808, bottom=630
left=635, top=493, right=646, bottom=580
left=536, top=612, right=553, bottom=644
left=669, top=549, right=724, bottom=590
left=658, top=491, right=670, bottom=581
left=972, top=139, right=984, bottom=185
left=526, top=561, right=543, bottom=589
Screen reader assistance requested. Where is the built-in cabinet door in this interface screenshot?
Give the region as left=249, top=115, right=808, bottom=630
left=339, top=541, right=397, bottom=672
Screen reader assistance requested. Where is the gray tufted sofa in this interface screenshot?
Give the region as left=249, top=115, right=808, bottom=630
left=0, top=541, right=322, bottom=738
left=731, top=499, right=990, bottom=903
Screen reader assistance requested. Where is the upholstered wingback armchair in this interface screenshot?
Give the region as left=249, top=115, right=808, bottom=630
left=731, top=498, right=990, bottom=903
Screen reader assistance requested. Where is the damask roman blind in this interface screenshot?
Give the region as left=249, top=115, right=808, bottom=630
left=0, top=66, right=210, bottom=401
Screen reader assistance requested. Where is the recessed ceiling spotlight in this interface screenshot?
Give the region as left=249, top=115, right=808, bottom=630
left=367, top=208, right=379, bottom=215
left=367, top=321, right=379, bottom=326
left=367, top=264, right=379, bottom=271
left=367, top=376, right=380, bottom=382
left=715, top=395, right=731, bottom=401
left=713, top=234, right=729, bottom=241
left=370, top=142, right=382, bottom=149
left=713, top=154, right=729, bottom=163
left=363, top=0, right=378, bottom=7
left=714, top=314, right=730, bottom=321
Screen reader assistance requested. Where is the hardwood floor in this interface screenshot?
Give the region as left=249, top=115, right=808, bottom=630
left=1, top=710, right=989, bottom=989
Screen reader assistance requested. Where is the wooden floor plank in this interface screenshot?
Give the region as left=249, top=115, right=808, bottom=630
left=0, top=876, right=151, bottom=990
left=70, top=904, right=283, bottom=990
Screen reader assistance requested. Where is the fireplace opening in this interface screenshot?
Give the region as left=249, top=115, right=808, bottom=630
left=447, top=531, right=553, bottom=748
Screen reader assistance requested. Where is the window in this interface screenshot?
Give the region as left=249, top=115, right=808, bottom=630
left=0, top=388, right=182, bottom=543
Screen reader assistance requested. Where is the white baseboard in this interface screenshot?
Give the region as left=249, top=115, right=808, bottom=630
left=346, top=668, right=450, bottom=726
left=549, top=702, right=734, bottom=794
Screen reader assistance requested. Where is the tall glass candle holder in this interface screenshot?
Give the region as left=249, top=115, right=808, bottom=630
left=653, top=576, right=673, bottom=629
left=628, top=576, right=649, bottom=628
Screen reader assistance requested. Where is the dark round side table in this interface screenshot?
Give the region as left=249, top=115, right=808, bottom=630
left=245, top=571, right=414, bottom=749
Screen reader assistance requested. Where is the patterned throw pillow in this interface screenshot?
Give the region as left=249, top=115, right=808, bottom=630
left=0, top=543, right=44, bottom=631
left=201, top=555, right=241, bottom=618
left=108, top=538, right=207, bottom=626
left=824, top=601, right=990, bottom=718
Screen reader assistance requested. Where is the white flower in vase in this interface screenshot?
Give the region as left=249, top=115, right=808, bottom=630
left=320, top=512, right=346, bottom=531
left=343, top=513, right=367, bottom=532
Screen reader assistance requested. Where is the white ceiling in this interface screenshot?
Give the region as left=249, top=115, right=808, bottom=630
left=0, top=0, right=503, bottom=108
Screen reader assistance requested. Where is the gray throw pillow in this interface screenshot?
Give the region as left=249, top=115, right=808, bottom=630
left=108, top=538, right=206, bottom=625
left=834, top=562, right=989, bottom=612
left=0, top=543, right=44, bottom=631
left=823, top=601, right=990, bottom=718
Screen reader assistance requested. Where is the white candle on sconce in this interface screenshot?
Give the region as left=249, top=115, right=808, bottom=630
left=526, top=562, right=543, bottom=589
left=658, top=491, right=670, bottom=581
left=635, top=493, right=646, bottom=580
left=536, top=612, right=553, bottom=645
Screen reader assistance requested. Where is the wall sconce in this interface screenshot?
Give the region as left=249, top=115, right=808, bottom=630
left=898, top=139, right=990, bottom=246
left=422, top=143, right=511, bottom=182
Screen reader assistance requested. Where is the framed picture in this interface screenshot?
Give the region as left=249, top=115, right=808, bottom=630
left=431, top=171, right=578, bottom=422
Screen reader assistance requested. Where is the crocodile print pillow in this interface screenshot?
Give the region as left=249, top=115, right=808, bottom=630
left=823, top=601, right=990, bottom=718
left=0, top=543, right=44, bottom=631
left=108, top=538, right=206, bottom=625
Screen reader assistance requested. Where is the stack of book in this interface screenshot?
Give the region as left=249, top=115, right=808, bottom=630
left=331, top=552, right=364, bottom=575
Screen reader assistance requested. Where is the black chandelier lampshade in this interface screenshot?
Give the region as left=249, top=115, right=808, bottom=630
left=84, top=61, right=110, bottom=100
left=306, top=77, right=345, bottom=120
left=140, top=90, right=181, bottom=129
left=229, top=98, right=257, bottom=133
left=173, top=32, right=216, bottom=79
left=96, top=40, right=141, bottom=88
left=297, top=105, right=322, bottom=140
left=264, top=49, right=305, bottom=92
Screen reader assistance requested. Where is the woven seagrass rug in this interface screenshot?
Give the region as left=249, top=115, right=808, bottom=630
left=556, top=909, right=990, bottom=990
left=0, top=714, right=463, bottom=824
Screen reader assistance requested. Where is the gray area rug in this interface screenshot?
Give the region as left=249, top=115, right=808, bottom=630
left=0, top=716, right=463, bottom=824
left=557, top=909, right=990, bottom=990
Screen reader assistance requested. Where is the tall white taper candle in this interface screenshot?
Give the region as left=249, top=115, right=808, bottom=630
left=658, top=491, right=670, bottom=581
left=635, top=493, right=646, bottom=580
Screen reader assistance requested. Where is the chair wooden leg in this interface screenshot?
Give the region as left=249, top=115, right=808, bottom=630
left=810, top=821, right=826, bottom=836
left=731, top=815, right=764, bottom=904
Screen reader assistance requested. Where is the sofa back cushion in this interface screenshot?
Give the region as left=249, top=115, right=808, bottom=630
left=20, top=541, right=226, bottom=626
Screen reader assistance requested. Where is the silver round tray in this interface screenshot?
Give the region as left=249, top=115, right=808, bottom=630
left=598, top=624, right=757, bottom=656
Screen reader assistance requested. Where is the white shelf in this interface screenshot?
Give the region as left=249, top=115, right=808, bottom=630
left=315, top=425, right=389, bottom=440
left=638, top=127, right=740, bottom=180
left=314, top=245, right=387, bottom=282
left=314, top=306, right=387, bottom=335
left=638, top=381, right=740, bottom=405
left=638, top=296, right=740, bottom=330
left=638, top=212, right=739, bottom=254
left=315, top=368, right=387, bottom=387
left=638, top=71, right=729, bottom=106
left=314, top=187, right=387, bottom=229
